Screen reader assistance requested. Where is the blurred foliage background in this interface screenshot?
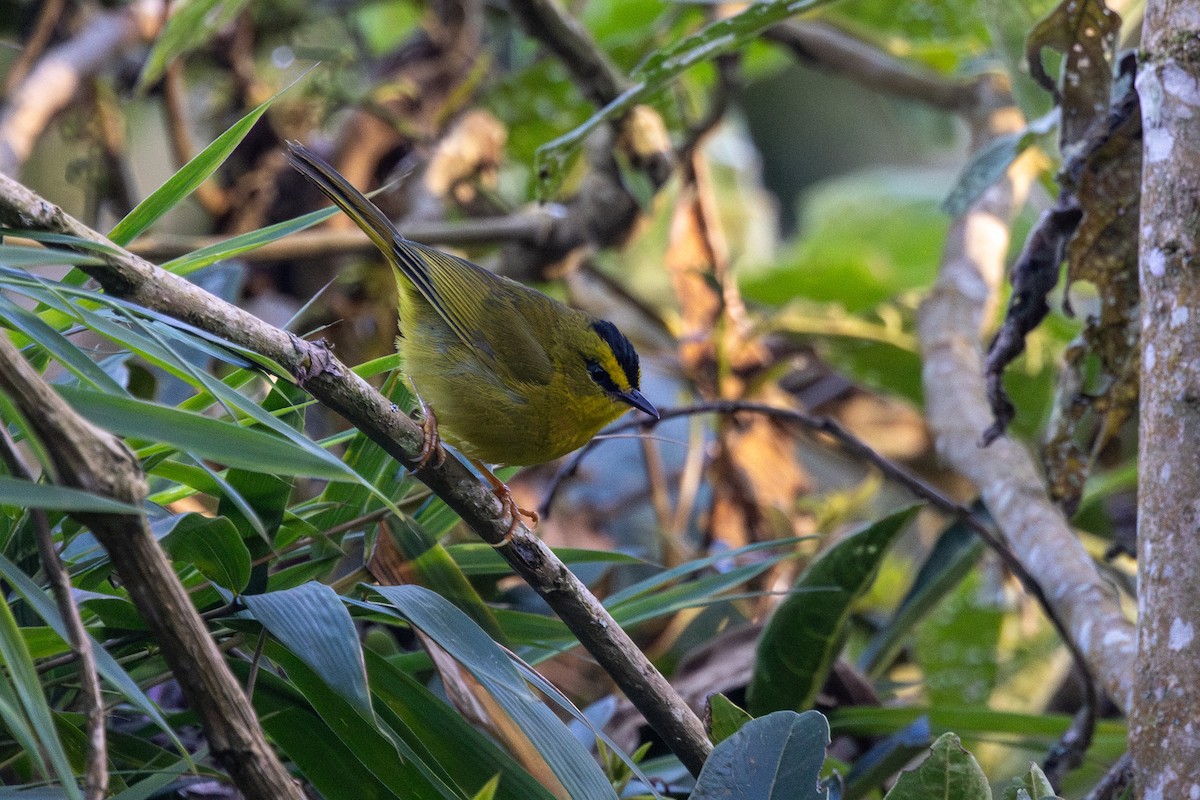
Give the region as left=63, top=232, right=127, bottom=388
left=0, top=0, right=1142, bottom=798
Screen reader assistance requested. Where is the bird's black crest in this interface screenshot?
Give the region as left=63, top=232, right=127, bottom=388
left=591, top=320, right=641, bottom=389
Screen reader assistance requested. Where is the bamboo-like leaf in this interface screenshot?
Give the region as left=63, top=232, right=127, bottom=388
left=162, top=206, right=337, bottom=276
left=0, top=476, right=142, bottom=514
left=108, top=69, right=311, bottom=245
left=0, top=294, right=127, bottom=393
left=243, top=582, right=372, bottom=716
left=691, top=711, right=830, bottom=800
left=137, top=0, right=252, bottom=90
left=0, top=245, right=106, bottom=267
left=55, top=385, right=355, bottom=481
left=366, top=585, right=618, bottom=800
left=0, top=593, right=82, bottom=799
left=748, top=507, right=919, bottom=715
left=0, top=552, right=185, bottom=755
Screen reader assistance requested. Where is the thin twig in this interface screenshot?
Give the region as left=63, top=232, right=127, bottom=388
left=763, top=20, right=985, bottom=112
left=3, top=0, right=68, bottom=97
left=1082, top=752, right=1133, bottom=800
left=0, top=427, right=108, bottom=799
left=543, top=399, right=1099, bottom=764
left=162, top=60, right=230, bottom=217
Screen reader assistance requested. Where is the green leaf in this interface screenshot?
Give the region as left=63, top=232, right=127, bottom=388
left=446, top=543, right=646, bottom=576
left=941, top=110, right=1057, bottom=216
left=841, top=716, right=932, bottom=799
left=137, top=0, right=252, bottom=90
left=0, top=294, right=127, bottom=393
left=0, top=593, right=82, bottom=799
left=748, top=506, right=919, bottom=715
left=883, top=733, right=990, bottom=800
left=0, top=477, right=142, bottom=514
left=263, top=646, right=463, bottom=800
left=859, top=515, right=984, bottom=678
left=108, top=70, right=311, bottom=245
left=366, top=585, right=618, bottom=800
left=55, top=385, right=355, bottom=481
left=161, top=206, right=338, bottom=276
left=163, top=513, right=251, bottom=592
left=535, top=0, right=836, bottom=196
left=242, top=582, right=372, bottom=716
left=0, top=246, right=106, bottom=267
left=365, top=650, right=559, bottom=800
left=0, top=553, right=184, bottom=755
left=707, top=693, right=753, bottom=744
left=1000, top=762, right=1062, bottom=800
left=691, top=710, right=830, bottom=800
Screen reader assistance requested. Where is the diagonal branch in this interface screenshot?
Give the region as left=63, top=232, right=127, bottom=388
left=0, top=170, right=714, bottom=777
left=915, top=96, right=1136, bottom=711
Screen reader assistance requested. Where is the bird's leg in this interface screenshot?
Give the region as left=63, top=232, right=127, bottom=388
left=413, top=394, right=445, bottom=470
left=470, top=458, right=538, bottom=546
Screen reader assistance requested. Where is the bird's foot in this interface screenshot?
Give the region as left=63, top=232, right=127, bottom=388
left=414, top=401, right=445, bottom=470
left=492, top=483, right=539, bottom=548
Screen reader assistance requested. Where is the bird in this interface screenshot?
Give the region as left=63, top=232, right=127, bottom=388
left=286, top=141, right=659, bottom=539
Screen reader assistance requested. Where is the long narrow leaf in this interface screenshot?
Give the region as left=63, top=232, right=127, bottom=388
left=0, top=553, right=185, bottom=755
left=367, top=585, right=618, bottom=800
left=108, top=69, right=312, bottom=245
left=0, top=476, right=142, bottom=514
left=0, top=593, right=82, bottom=799
left=55, top=385, right=355, bottom=481
left=161, top=206, right=338, bottom=276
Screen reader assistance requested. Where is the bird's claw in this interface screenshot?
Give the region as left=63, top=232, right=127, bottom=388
left=492, top=484, right=538, bottom=548
left=415, top=403, right=446, bottom=470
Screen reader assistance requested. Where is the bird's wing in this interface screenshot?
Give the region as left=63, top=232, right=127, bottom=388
left=403, top=242, right=554, bottom=386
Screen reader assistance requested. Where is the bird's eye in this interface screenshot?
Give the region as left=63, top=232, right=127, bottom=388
left=585, top=360, right=619, bottom=393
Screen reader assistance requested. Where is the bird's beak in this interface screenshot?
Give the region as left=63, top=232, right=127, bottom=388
left=620, top=389, right=660, bottom=419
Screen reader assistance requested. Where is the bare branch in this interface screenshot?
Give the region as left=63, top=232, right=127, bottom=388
left=764, top=20, right=986, bottom=112
left=0, top=334, right=304, bottom=800
left=0, top=170, right=714, bottom=777
left=915, top=97, right=1136, bottom=710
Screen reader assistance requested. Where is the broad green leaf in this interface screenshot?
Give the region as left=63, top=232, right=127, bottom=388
left=1000, top=762, right=1061, bottom=800
left=748, top=506, right=919, bottom=715
left=366, top=585, right=618, bottom=800
left=138, top=0, right=252, bottom=90
left=0, top=593, right=82, bottom=799
left=691, top=710, right=829, bottom=800
left=0, top=553, right=183, bottom=754
left=242, top=582, right=372, bottom=716
left=883, top=733, right=990, bottom=800
left=859, top=515, right=985, bottom=678
left=108, top=70, right=311, bottom=245
left=0, top=477, right=142, bottom=514
left=55, top=385, right=355, bottom=481
left=707, top=693, right=752, bottom=744
left=162, top=206, right=338, bottom=276
left=535, top=0, right=836, bottom=196
left=163, top=513, right=251, bottom=592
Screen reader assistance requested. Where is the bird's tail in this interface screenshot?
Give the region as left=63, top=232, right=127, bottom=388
left=285, top=141, right=402, bottom=262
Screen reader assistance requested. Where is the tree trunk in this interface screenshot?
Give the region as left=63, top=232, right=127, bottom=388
left=1132, top=1, right=1200, bottom=794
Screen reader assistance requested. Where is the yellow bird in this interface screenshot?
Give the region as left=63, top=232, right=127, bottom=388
left=287, top=142, right=658, bottom=532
